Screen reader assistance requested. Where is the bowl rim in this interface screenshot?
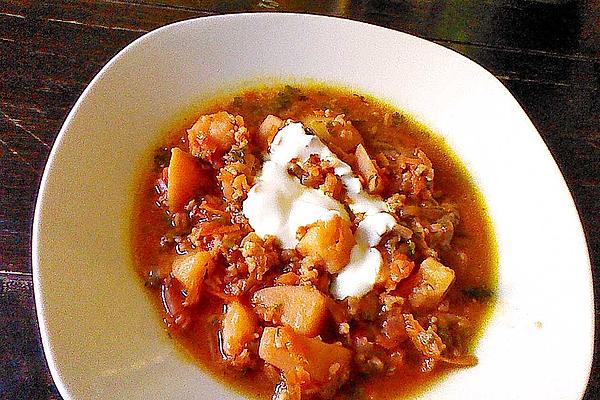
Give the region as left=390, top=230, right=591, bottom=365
left=31, top=11, right=595, bottom=400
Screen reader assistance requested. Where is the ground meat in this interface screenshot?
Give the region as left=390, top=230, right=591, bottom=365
left=241, top=233, right=280, bottom=282
left=403, top=314, right=446, bottom=360
left=287, top=155, right=347, bottom=202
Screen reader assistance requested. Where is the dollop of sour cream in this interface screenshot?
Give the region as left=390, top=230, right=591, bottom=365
left=242, top=160, right=348, bottom=249
left=242, top=122, right=397, bottom=299
left=330, top=212, right=396, bottom=299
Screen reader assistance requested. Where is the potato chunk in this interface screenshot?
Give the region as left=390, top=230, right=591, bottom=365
left=171, top=251, right=212, bottom=305
left=167, top=147, right=208, bottom=212
left=258, top=114, right=283, bottom=150
left=187, top=111, right=241, bottom=164
left=222, top=301, right=258, bottom=360
left=302, top=114, right=363, bottom=153
left=296, top=215, right=355, bottom=274
left=259, top=326, right=351, bottom=390
left=252, top=285, right=328, bottom=337
left=408, top=257, right=455, bottom=309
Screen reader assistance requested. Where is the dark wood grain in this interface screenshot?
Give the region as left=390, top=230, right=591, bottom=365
left=0, top=0, right=598, bottom=399
left=365, top=0, right=600, bottom=56
left=0, top=272, right=61, bottom=399
left=0, top=144, right=37, bottom=273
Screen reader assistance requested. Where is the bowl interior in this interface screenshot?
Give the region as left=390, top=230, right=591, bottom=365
left=33, top=13, right=593, bottom=400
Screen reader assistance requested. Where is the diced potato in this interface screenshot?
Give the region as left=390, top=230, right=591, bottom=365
left=221, top=301, right=258, bottom=359
left=259, top=326, right=351, bottom=389
left=252, top=285, right=328, bottom=337
left=187, top=111, right=238, bottom=163
left=296, top=215, right=355, bottom=274
left=167, top=147, right=208, bottom=212
left=408, top=257, right=455, bottom=309
left=302, top=115, right=362, bottom=153
left=355, top=144, right=384, bottom=194
left=258, top=114, right=283, bottom=150
left=171, top=251, right=212, bottom=305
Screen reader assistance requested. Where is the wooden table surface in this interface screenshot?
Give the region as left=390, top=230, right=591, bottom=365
left=0, top=0, right=598, bottom=399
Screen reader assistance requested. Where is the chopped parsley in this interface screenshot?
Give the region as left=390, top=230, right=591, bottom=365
left=462, top=286, right=493, bottom=300
left=231, top=96, right=243, bottom=107
left=407, top=239, right=416, bottom=257
left=274, top=85, right=302, bottom=110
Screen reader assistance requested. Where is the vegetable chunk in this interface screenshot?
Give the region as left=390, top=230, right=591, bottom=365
left=408, top=257, right=455, bottom=309
left=258, top=114, right=283, bottom=150
left=404, top=314, right=445, bottom=358
left=167, top=147, right=208, bottom=212
left=296, top=215, right=355, bottom=274
left=252, top=285, right=328, bottom=336
left=355, top=143, right=384, bottom=194
left=302, top=114, right=363, bottom=153
left=259, top=326, right=351, bottom=391
left=222, top=301, right=258, bottom=360
left=187, top=111, right=243, bottom=165
left=171, top=251, right=212, bottom=305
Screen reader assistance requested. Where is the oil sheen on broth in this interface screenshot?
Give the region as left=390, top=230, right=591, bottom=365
left=131, top=84, right=497, bottom=400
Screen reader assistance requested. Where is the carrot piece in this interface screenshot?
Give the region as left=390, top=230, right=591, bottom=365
left=296, top=215, right=355, bottom=274
left=258, top=326, right=351, bottom=389
left=221, top=301, right=258, bottom=359
left=170, top=251, right=212, bottom=305
left=252, top=285, right=328, bottom=337
left=167, top=147, right=208, bottom=212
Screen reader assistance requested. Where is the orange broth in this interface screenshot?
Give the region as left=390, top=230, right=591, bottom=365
left=131, top=84, right=497, bottom=400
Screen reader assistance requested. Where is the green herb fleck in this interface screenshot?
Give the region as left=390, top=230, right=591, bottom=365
left=391, top=112, right=404, bottom=126
left=407, top=239, right=416, bottom=257
left=222, top=236, right=237, bottom=250
left=462, top=286, right=493, bottom=300
left=353, top=93, right=367, bottom=103
left=231, top=96, right=243, bottom=107
left=274, top=85, right=302, bottom=110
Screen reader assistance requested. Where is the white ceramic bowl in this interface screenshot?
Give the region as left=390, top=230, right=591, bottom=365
left=33, top=13, right=594, bottom=400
